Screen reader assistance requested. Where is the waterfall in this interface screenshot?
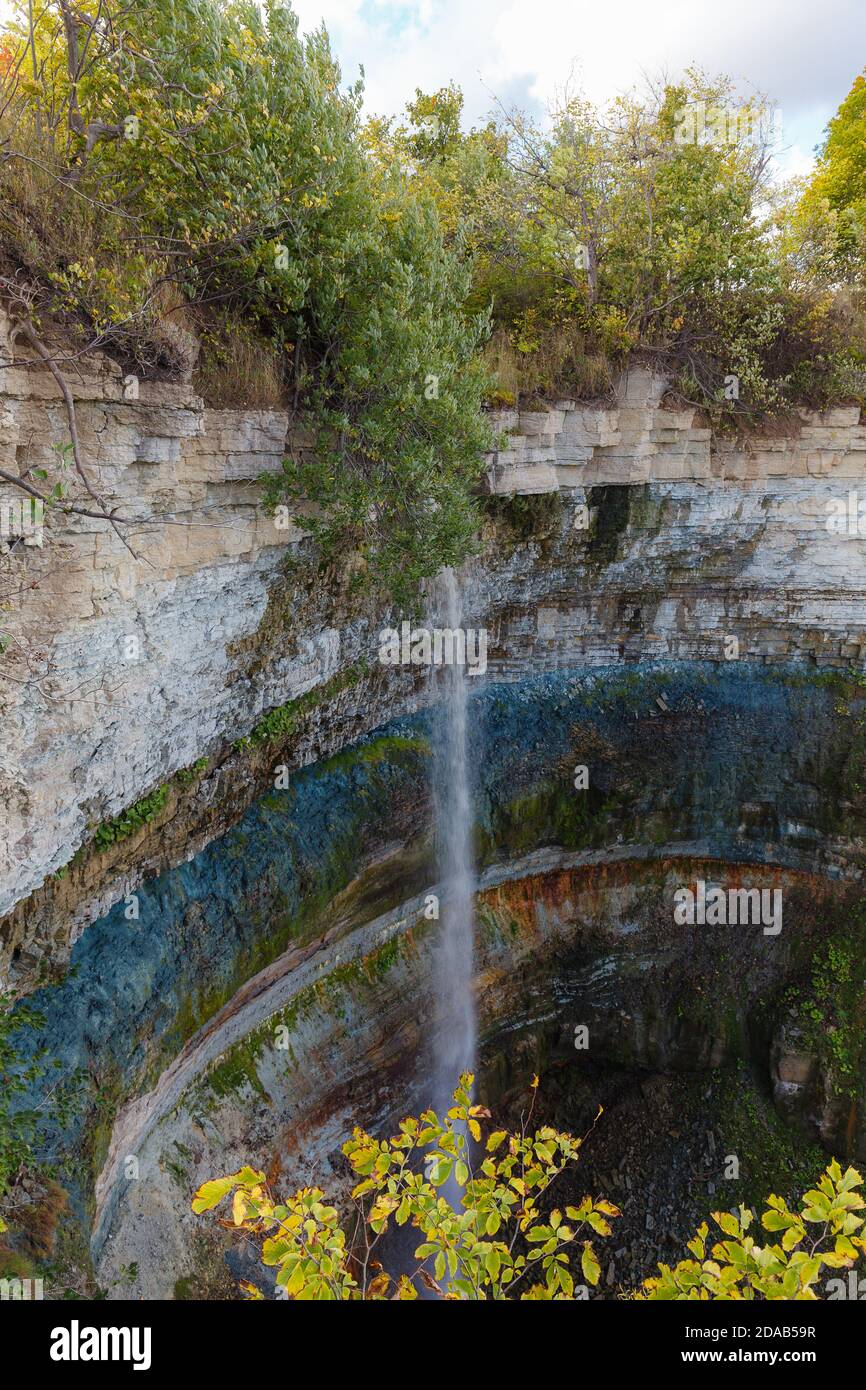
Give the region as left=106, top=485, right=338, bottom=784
left=431, top=566, right=477, bottom=1115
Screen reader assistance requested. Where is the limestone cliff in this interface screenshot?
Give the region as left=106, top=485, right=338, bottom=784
left=3, top=341, right=865, bottom=985
left=3, top=340, right=866, bottom=1299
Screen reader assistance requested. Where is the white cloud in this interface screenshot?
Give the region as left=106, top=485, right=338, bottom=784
left=292, top=0, right=865, bottom=158
left=2, top=0, right=861, bottom=163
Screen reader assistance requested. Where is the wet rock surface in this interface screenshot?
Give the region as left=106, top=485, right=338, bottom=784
left=6, top=580, right=866, bottom=1294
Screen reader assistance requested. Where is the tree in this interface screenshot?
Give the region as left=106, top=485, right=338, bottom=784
left=192, top=1074, right=619, bottom=1300
left=386, top=71, right=863, bottom=415
left=482, top=73, right=796, bottom=409
left=805, top=67, right=866, bottom=280
left=636, top=1159, right=866, bottom=1300
left=194, top=1076, right=866, bottom=1301
left=0, top=1, right=493, bottom=601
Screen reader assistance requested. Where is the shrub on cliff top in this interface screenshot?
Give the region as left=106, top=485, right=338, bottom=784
left=378, top=72, right=866, bottom=415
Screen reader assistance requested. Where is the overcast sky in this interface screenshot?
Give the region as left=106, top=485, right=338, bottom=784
left=291, top=0, right=866, bottom=178
left=2, top=0, right=863, bottom=177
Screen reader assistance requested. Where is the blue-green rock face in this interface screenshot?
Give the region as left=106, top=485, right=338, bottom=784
left=10, top=661, right=866, bottom=1236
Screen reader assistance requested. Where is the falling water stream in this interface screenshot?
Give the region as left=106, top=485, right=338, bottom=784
left=431, top=567, right=477, bottom=1117
left=383, top=567, right=479, bottom=1282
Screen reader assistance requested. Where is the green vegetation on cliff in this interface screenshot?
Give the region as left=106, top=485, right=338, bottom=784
left=0, top=995, right=46, bottom=1201
left=0, top=0, right=491, bottom=602
left=1, top=5, right=866, bottom=597
left=374, top=74, right=866, bottom=416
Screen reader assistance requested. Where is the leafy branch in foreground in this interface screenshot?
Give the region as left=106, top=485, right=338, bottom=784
left=194, top=1075, right=866, bottom=1302
left=192, top=1073, right=618, bottom=1300
left=635, top=1158, right=866, bottom=1300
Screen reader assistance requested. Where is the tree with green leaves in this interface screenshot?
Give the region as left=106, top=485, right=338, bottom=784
left=193, top=1074, right=618, bottom=1300
left=0, top=0, right=493, bottom=600
left=383, top=69, right=865, bottom=415
left=193, top=1074, right=866, bottom=1301
left=803, top=67, right=866, bottom=283
left=636, top=1159, right=866, bottom=1300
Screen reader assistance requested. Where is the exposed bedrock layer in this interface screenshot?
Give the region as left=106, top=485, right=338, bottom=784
left=9, top=661, right=866, bottom=1297
left=5, top=361, right=866, bottom=989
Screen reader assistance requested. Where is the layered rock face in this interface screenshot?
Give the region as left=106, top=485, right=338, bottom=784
left=487, top=368, right=866, bottom=493
left=10, top=664, right=866, bottom=1296
left=3, top=350, right=866, bottom=984
left=3, top=347, right=866, bottom=1298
